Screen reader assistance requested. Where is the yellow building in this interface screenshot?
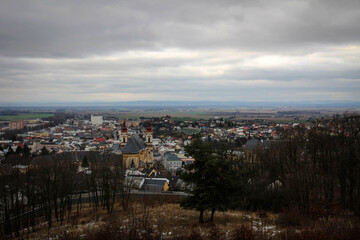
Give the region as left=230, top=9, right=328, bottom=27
left=121, top=121, right=154, bottom=169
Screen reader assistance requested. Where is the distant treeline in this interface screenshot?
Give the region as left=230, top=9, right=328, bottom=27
left=210, top=112, right=274, bottom=116
left=0, top=111, right=55, bottom=116
left=277, top=111, right=321, bottom=115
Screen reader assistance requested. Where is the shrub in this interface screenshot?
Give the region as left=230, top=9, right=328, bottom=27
left=277, top=206, right=308, bottom=227
left=231, top=225, right=255, bottom=240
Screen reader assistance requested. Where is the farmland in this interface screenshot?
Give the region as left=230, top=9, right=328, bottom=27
left=0, top=114, right=54, bottom=121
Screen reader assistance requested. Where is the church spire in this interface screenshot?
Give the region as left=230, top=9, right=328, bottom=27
left=146, top=120, right=152, bottom=132
left=121, top=120, right=128, bottom=147
left=121, top=120, right=128, bottom=132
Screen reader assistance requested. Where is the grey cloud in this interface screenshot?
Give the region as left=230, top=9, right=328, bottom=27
left=0, top=0, right=359, bottom=103
left=0, top=0, right=360, bottom=57
left=0, top=50, right=359, bottom=102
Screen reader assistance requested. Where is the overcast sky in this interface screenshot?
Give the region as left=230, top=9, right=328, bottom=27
left=0, top=0, right=359, bottom=104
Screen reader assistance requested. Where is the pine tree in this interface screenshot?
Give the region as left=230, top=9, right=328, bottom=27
left=180, top=137, right=246, bottom=223
left=41, top=146, right=49, bottom=156
left=81, top=155, right=89, bottom=168
left=15, top=146, right=22, bottom=154
left=23, top=144, right=30, bottom=157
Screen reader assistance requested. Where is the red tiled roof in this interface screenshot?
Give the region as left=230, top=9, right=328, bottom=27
left=94, top=138, right=106, bottom=142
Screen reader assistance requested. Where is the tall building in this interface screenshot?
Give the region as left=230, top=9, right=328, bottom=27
left=9, top=120, right=26, bottom=130
left=145, top=121, right=154, bottom=163
left=120, top=121, right=128, bottom=148
left=91, top=115, right=103, bottom=125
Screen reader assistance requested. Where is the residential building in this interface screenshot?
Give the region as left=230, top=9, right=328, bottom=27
left=163, top=152, right=182, bottom=172
left=9, top=120, right=26, bottom=130
left=91, top=115, right=103, bottom=125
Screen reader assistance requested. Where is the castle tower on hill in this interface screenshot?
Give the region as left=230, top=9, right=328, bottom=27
left=121, top=120, right=154, bottom=169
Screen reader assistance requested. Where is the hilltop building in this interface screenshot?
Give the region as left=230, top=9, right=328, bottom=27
left=121, top=121, right=154, bottom=168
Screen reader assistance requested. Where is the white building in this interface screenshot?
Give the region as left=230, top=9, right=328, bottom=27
left=163, top=152, right=182, bottom=172
left=91, top=115, right=103, bottom=125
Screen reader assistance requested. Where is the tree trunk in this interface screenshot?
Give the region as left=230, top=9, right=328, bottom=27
left=77, top=192, right=82, bottom=216
left=210, top=208, right=215, bottom=222
left=199, top=209, right=204, bottom=223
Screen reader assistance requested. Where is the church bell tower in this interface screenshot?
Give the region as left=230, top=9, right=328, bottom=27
left=121, top=121, right=128, bottom=148
left=145, top=121, right=154, bottom=163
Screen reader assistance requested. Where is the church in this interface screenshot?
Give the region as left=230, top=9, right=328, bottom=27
left=121, top=121, right=154, bottom=169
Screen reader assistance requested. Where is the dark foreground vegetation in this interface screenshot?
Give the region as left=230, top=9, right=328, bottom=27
left=16, top=198, right=360, bottom=240
left=246, top=113, right=360, bottom=213
left=0, top=113, right=359, bottom=239
left=178, top=113, right=360, bottom=224
left=0, top=153, right=127, bottom=238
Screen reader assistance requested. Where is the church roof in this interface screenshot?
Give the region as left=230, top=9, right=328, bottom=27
left=122, top=134, right=147, bottom=154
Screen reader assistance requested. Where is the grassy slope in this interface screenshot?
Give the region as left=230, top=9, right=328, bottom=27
left=21, top=198, right=359, bottom=240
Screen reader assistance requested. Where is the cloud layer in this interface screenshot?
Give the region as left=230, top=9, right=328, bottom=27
left=0, top=0, right=359, bottom=103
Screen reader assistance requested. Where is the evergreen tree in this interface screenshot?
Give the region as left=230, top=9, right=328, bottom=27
left=23, top=144, right=30, bottom=157
left=180, top=137, right=246, bottom=223
left=81, top=155, right=89, bottom=168
left=41, top=146, right=49, bottom=156
left=7, top=146, right=14, bottom=155
left=15, top=146, right=22, bottom=154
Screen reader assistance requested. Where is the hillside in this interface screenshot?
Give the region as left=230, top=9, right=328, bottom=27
left=15, top=196, right=360, bottom=240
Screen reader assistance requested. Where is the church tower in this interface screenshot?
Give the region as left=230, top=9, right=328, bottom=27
left=145, top=121, right=154, bottom=164
left=121, top=121, right=128, bottom=148
left=146, top=121, right=153, bottom=146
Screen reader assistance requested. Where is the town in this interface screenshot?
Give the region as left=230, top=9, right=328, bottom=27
left=1, top=107, right=359, bottom=239
left=1, top=0, right=360, bottom=238
left=1, top=110, right=315, bottom=186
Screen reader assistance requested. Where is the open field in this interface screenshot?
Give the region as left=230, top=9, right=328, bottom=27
left=1, top=105, right=359, bottom=122
left=0, top=113, right=54, bottom=121
left=105, top=110, right=306, bottom=122
left=98, top=106, right=360, bottom=122
left=108, top=113, right=208, bottom=121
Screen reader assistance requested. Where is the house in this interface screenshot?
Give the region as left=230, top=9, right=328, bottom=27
left=91, top=115, right=103, bottom=125
left=168, top=176, right=187, bottom=191
left=266, top=180, right=283, bottom=190
left=142, top=168, right=157, bottom=178
left=163, top=152, right=182, bottom=172
left=12, top=165, right=29, bottom=174
left=140, top=178, right=169, bottom=192
left=125, top=169, right=146, bottom=189
left=243, top=139, right=271, bottom=163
